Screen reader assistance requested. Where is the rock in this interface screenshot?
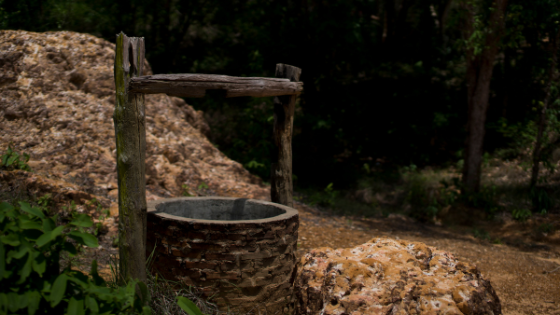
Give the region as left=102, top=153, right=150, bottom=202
left=0, top=30, right=269, bottom=211
left=294, top=238, right=501, bottom=315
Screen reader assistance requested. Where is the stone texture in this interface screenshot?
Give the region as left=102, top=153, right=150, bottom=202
left=146, top=197, right=299, bottom=314
left=295, top=238, right=501, bottom=315
left=0, top=30, right=268, bottom=208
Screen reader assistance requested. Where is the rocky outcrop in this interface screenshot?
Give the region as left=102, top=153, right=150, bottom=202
left=295, top=238, right=501, bottom=315
left=0, top=30, right=268, bottom=208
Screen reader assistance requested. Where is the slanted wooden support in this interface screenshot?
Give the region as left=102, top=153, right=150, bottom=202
left=128, top=73, right=303, bottom=98
left=113, top=32, right=147, bottom=284
left=271, top=64, right=301, bottom=207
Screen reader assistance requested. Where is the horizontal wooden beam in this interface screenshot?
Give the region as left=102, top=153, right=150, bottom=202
left=128, top=74, right=304, bottom=98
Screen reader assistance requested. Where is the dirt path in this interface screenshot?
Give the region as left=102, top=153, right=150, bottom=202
left=294, top=203, right=560, bottom=315
left=81, top=201, right=560, bottom=314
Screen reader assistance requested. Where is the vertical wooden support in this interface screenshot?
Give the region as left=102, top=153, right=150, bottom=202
left=113, top=32, right=147, bottom=284
left=271, top=64, right=301, bottom=207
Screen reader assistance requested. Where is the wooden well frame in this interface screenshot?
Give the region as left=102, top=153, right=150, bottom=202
left=113, top=32, right=302, bottom=283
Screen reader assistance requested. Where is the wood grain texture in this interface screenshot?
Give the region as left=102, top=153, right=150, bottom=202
left=271, top=64, right=301, bottom=207
left=113, top=32, right=147, bottom=284
left=129, top=73, right=303, bottom=98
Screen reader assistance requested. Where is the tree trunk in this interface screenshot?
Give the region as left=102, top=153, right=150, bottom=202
left=113, top=32, right=147, bottom=284
left=531, top=29, right=560, bottom=189
left=462, top=0, right=508, bottom=193
left=271, top=64, right=302, bottom=207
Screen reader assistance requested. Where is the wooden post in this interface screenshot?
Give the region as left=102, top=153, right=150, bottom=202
left=271, top=64, right=301, bottom=207
left=113, top=32, right=147, bottom=284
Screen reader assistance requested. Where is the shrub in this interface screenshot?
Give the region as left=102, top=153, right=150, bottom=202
left=512, top=208, right=532, bottom=222
left=0, top=200, right=151, bottom=314
left=1, top=145, right=32, bottom=172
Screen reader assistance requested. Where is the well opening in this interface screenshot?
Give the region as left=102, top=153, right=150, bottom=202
left=153, top=198, right=285, bottom=221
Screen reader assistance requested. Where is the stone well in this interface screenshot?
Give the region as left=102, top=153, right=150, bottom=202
left=146, top=197, right=299, bottom=314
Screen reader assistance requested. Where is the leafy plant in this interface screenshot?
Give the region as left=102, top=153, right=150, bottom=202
left=473, top=228, right=491, bottom=241
left=181, top=185, right=193, bottom=197
left=529, top=187, right=552, bottom=214
left=85, top=198, right=110, bottom=236
left=512, top=208, right=532, bottom=222
left=463, top=184, right=501, bottom=217
left=309, top=183, right=339, bottom=207
left=1, top=144, right=32, bottom=172
left=0, top=200, right=151, bottom=314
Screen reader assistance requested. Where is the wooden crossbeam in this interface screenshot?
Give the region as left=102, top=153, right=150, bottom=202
left=128, top=73, right=303, bottom=98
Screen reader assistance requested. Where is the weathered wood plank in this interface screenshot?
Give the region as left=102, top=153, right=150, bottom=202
left=271, top=64, right=302, bottom=207
left=129, top=73, right=303, bottom=98
left=113, top=32, right=147, bottom=284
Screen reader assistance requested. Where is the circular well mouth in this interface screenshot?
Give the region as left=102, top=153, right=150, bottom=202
left=148, top=197, right=297, bottom=222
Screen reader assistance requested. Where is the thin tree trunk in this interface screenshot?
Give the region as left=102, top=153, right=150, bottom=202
left=531, top=29, right=560, bottom=189
left=462, top=0, right=508, bottom=193
left=113, top=32, right=147, bottom=284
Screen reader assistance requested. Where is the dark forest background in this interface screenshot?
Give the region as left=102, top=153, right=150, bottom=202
left=2, top=0, right=560, bottom=197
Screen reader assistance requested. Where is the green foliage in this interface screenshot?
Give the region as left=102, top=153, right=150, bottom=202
left=85, top=198, right=110, bottom=236
left=1, top=145, right=32, bottom=172
left=473, top=228, right=491, bottom=241
left=401, top=168, right=460, bottom=221
left=463, top=184, right=501, bottom=216
left=176, top=297, right=205, bottom=315
left=511, top=208, right=532, bottom=222
left=308, top=183, right=339, bottom=208
left=0, top=200, right=151, bottom=314
left=529, top=187, right=552, bottom=214
left=181, top=185, right=193, bottom=197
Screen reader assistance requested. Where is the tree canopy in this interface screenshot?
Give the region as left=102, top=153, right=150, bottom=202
left=2, top=0, right=559, bottom=189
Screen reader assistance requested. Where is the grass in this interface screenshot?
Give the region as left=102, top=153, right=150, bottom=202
left=104, top=250, right=225, bottom=315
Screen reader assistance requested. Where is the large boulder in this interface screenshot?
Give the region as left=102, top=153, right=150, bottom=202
left=0, top=30, right=268, bottom=208
left=295, top=238, right=501, bottom=315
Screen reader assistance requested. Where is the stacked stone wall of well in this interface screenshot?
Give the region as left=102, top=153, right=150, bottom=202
left=146, top=212, right=299, bottom=314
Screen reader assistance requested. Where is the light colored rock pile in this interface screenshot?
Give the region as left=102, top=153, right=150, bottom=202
left=0, top=30, right=268, bottom=209
left=295, top=238, right=501, bottom=315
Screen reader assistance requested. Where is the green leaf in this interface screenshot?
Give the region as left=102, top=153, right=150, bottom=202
left=19, top=202, right=45, bottom=219
left=33, top=252, right=47, bottom=277
left=6, top=153, right=18, bottom=166
left=68, top=231, right=98, bottom=248
left=42, top=217, right=56, bottom=233
left=68, top=297, right=85, bottom=315
left=136, top=281, right=150, bottom=304
left=26, top=290, right=41, bottom=315
left=69, top=213, right=93, bottom=228
left=19, top=217, right=42, bottom=230
left=85, top=296, right=99, bottom=313
left=176, top=296, right=204, bottom=315
left=62, top=241, right=78, bottom=256
left=0, top=243, right=5, bottom=279
left=0, top=294, right=7, bottom=314
left=1, top=234, right=20, bottom=246
left=142, top=306, right=153, bottom=315
left=23, top=152, right=30, bottom=163
left=17, top=252, right=33, bottom=284
left=8, top=292, right=21, bottom=312
left=0, top=202, right=14, bottom=213
left=50, top=274, right=68, bottom=307
left=1, top=153, right=8, bottom=166
left=36, top=226, right=64, bottom=247
left=8, top=244, right=28, bottom=260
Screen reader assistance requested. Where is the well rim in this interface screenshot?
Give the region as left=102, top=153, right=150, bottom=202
left=147, top=196, right=299, bottom=225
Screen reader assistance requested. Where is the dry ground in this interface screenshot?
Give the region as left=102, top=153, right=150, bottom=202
left=74, top=200, right=560, bottom=315
left=294, top=203, right=560, bottom=315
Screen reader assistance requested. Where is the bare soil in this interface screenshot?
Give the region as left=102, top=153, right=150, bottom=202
left=294, top=202, right=560, bottom=315
left=75, top=200, right=560, bottom=315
